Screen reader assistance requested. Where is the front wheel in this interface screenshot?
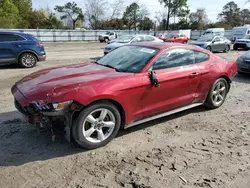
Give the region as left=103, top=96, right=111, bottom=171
left=206, top=46, right=212, bottom=52
left=19, top=53, right=37, bottom=68
left=233, top=45, right=238, bottom=50
left=104, top=38, right=109, bottom=43
left=204, top=78, right=229, bottom=109
left=72, top=101, right=121, bottom=149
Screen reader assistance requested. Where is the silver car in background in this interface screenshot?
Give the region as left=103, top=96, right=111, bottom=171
left=104, top=35, right=163, bottom=55
left=190, top=35, right=231, bottom=53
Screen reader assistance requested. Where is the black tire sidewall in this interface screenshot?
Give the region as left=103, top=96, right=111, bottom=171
left=206, top=46, right=211, bottom=51
left=73, top=101, right=121, bottom=149
left=225, top=45, right=230, bottom=52
left=205, top=78, right=229, bottom=109
left=19, top=53, right=37, bottom=68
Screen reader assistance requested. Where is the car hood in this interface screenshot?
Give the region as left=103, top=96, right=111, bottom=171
left=236, top=39, right=250, bottom=42
left=105, top=42, right=127, bottom=49
left=241, top=50, right=250, bottom=59
left=14, top=63, right=127, bottom=102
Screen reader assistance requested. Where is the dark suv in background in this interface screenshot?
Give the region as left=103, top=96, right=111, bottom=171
left=0, top=31, right=46, bottom=68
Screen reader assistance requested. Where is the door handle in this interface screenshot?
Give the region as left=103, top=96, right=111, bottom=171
left=13, top=44, right=21, bottom=48
left=189, top=72, right=200, bottom=78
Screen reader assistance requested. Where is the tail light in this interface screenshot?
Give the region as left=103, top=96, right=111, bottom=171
left=37, top=43, right=44, bottom=47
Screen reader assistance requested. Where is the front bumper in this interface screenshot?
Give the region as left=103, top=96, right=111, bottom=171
left=234, top=43, right=250, bottom=49
left=237, top=59, right=250, bottom=73
left=38, top=54, right=46, bottom=61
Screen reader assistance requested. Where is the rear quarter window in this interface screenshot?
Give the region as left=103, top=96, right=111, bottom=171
left=193, top=51, right=209, bottom=63
left=15, top=35, right=26, bottom=41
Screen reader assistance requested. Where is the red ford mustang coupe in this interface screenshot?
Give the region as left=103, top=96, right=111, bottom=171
left=12, top=43, right=237, bottom=149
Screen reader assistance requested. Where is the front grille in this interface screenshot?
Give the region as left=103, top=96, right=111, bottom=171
left=239, top=68, right=250, bottom=73
left=32, top=102, right=52, bottom=111
left=235, top=43, right=247, bottom=48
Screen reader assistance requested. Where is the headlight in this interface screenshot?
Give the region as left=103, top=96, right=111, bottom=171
left=52, top=101, right=73, bottom=111
left=236, top=57, right=243, bottom=64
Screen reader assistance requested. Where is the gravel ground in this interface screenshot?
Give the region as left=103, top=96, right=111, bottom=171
left=0, top=42, right=250, bottom=188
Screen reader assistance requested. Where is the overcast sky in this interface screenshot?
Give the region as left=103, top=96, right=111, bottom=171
left=32, top=0, right=249, bottom=22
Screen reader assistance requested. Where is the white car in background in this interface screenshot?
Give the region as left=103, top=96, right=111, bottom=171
left=104, top=35, right=163, bottom=55
left=233, top=35, right=250, bottom=50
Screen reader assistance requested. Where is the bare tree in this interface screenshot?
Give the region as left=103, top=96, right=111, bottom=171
left=110, top=0, right=125, bottom=19
left=84, top=0, right=107, bottom=29
left=155, top=9, right=168, bottom=30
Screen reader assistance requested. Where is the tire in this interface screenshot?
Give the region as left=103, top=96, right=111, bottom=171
left=233, top=45, right=238, bottom=51
left=99, top=40, right=104, bottom=43
left=104, top=38, right=109, bottom=43
left=72, top=101, right=121, bottom=149
left=204, top=78, right=229, bottom=109
left=206, top=46, right=212, bottom=52
left=19, top=53, right=37, bottom=68
left=224, top=45, right=230, bottom=53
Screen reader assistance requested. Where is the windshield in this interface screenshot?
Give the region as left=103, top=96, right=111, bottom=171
left=204, top=31, right=212, bottom=35
left=105, top=31, right=111, bottom=35
left=243, top=35, right=250, bottom=39
left=96, top=46, right=159, bottom=73
left=117, top=35, right=135, bottom=43
left=197, top=36, right=214, bottom=42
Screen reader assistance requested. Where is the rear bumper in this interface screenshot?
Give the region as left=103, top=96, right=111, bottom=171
left=38, top=54, right=46, bottom=61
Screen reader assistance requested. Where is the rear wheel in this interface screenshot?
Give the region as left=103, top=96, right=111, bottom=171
left=19, top=53, right=37, bottom=68
left=204, top=78, right=229, bottom=109
left=224, top=45, right=230, bottom=53
left=72, top=101, right=121, bottom=149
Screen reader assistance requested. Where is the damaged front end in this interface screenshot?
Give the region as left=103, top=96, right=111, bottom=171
left=14, top=98, right=83, bottom=142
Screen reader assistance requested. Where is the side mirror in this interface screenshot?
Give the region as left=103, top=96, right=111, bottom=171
left=149, top=71, right=160, bottom=87
left=212, top=40, right=215, bottom=43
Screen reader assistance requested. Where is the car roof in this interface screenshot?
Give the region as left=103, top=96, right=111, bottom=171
left=128, top=42, right=212, bottom=54
left=128, top=42, right=188, bottom=50
left=0, top=31, right=30, bottom=36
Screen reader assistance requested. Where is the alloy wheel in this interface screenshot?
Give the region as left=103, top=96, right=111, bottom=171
left=212, top=81, right=227, bottom=106
left=82, top=108, right=116, bottom=143
left=21, top=54, right=36, bottom=67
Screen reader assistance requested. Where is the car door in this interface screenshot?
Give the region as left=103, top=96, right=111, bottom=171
left=140, top=48, right=201, bottom=118
left=0, top=34, right=20, bottom=63
left=219, top=37, right=227, bottom=51
left=211, top=37, right=221, bottom=51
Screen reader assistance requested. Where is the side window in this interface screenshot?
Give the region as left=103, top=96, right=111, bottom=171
left=222, top=37, right=226, bottom=40
left=193, top=51, right=209, bottom=63
left=145, top=36, right=155, bottom=41
left=0, top=34, right=18, bottom=42
left=214, top=37, right=220, bottom=42
left=152, top=48, right=195, bottom=70
left=248, top=30, right=250, bottom=34
left=133, top=36, right=144, bottom=42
